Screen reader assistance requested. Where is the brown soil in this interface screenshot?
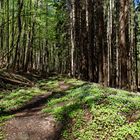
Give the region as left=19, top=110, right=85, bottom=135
left=127, top=110, right=140, bottom=123
left=4, top=115, right=62, bottom=140
left=2, top=92, right=62, bottom=140
left=59, top=81, right=71, bottom=91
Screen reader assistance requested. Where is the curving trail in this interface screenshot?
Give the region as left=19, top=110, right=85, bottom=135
left=2, top=81, right=71, bottom=140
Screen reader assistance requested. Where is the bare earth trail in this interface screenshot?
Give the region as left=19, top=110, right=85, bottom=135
left=2, top=81, right=71, bottom=140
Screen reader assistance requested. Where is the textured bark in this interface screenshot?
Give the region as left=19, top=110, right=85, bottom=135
left=119, top=0, right=129, bottom=88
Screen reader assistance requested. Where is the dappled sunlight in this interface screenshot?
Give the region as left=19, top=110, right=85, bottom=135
left=1, top=76, right=140, bottom=139
left=40, top=78, right=140, bottom=139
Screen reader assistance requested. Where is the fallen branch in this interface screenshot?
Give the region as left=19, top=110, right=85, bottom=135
left=0, top=70, right=34, bottom=87
left=0, top=75, right=32, bottom=86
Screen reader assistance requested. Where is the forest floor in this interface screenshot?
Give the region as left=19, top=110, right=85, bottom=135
left=1, top=75, right=140, bottom=140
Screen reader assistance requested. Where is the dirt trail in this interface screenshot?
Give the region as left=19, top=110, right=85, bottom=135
left=4, top=115, right=62, bottom=140
left=2, top=81, right=71, bottom=140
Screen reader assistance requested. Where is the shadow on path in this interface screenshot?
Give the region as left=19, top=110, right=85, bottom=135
left=2, top=92, right=52, bottom=116
left=2, top=82, right=88, bottom=140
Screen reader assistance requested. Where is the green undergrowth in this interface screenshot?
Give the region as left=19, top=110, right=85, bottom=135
left=41, top=78, right=140, bottom=140
left=38, top=76, right=85, bottom=91
left=1, top=76, right=140, bottom=139
left=0, top=87, right=46, bottom=112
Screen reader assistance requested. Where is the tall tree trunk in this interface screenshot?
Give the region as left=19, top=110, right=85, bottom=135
left=6, top=0, right=10, bottom=67
left=119, top=0, right=129, bottom=88
left=12, top=0, right=23, bottom=71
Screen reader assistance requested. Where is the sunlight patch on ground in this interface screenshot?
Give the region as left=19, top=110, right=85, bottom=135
left=1, top=77, right=140, bottom=140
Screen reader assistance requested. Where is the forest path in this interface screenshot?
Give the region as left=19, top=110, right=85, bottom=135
left=2, top=81, right=71, bottom=140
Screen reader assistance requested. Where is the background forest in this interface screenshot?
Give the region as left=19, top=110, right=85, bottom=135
left=0, top=0, right=140, bottom=90
left=1, top=1, right=140, bottom=140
